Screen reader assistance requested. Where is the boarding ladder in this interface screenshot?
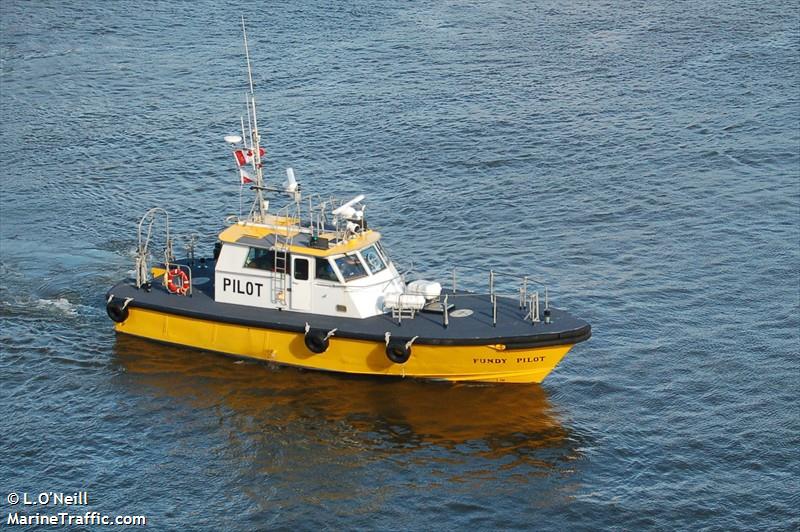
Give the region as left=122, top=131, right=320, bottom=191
left=391, top=304, right=417, bottom=323
left=272, top=243, right=289, bottom=304
left=271, top=203, right=300, bottom=306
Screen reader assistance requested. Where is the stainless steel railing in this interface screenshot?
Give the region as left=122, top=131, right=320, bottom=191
left=394, top=266, right=550, bottom=328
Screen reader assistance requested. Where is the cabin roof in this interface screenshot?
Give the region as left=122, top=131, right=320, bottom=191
left=218, top=220, right=381, bottom=257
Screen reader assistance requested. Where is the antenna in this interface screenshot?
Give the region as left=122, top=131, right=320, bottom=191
left=332, top=194, right=365, bottom=218
left=244, top=94, right=253, bottom=150
left=242, top=17, right=256, bottom=99
left=284, top=168, right=298, bottom=192
left=241, top=16, right=267, bottom=221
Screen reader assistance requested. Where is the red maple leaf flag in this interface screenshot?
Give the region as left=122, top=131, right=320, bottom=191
left=233, top=147, right=266, bottom=167
left=239, top=169, right=254, bottom=184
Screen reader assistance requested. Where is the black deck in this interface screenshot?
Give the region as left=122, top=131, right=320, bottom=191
left=107, top=263, right=590, bottom=348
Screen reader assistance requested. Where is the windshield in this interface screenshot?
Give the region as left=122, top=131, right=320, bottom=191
left=360, top=245, right=386, bottom=274
left=334, top=254, right=368, bottom=282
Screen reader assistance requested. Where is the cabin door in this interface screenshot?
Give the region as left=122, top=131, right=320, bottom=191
left=291, top=257, right=312, bottom=311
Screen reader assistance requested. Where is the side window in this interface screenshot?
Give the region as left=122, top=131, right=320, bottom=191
left=244, top=247, right=274, bottom=270
left=315, top=258, right=339, bottom=282
left=294, top=258, right=309, bottom=280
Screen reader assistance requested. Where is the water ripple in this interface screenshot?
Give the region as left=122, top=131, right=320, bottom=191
left=1, top=0, right=798, bottom=529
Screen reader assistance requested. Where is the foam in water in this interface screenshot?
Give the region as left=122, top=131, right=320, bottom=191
left=36, top=297, right=79, bottom=316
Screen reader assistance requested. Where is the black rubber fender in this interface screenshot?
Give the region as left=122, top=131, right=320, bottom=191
left=304, top=328, right=330, bottom=354
left=386, top=339, right=411, bottom=364
left=106, top=299, right=129, bottom=323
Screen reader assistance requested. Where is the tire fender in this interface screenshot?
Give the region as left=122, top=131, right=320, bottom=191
left=385, top=334, right=418, bottom=364
left=304, top=323, right=336, bottom=354
left=106, top=297, right=130, bottom=323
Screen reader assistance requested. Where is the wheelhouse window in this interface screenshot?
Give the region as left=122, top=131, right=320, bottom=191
left=334, top=254, right=368, bottom=282
left=244, top=247, right=274, bottom=270
left=360, top=245, right=386, bottom=274
left=316, top=258, right=340, bottom=283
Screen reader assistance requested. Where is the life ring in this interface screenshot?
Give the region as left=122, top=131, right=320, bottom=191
left=166, top=268, right=190, bottom=295
left=386, top=339, right=411, bottom=364
left=106, top=300, right=129, bottom=323
left=304, top=328, right=329, bottom=354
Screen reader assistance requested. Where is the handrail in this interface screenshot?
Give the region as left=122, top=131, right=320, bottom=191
left=340, top=273, right=404, bottom=292
left=450, top=265, right=547, bottom=286
left=523, top=292, right=540, bottom=324
left=135, top=208, right=170, bottom=288
left=418, top=266, right=549, bottom=301
left=160, top=262, right=194, bottom=296
left=411, top=265, right=552, bottom=329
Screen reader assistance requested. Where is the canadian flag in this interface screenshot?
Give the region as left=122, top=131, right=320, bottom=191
left=239, top=169, right=254, bottom=185
left=233, top=147, right=266, bottom=167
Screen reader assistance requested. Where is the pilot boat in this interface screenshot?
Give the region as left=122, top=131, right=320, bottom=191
left=105, top=23, right=591, bottom=384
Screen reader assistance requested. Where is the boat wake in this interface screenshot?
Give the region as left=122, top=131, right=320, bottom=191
left=35, top=297, right=80, bottom=317
left=0, top=295, right=95, bottom=320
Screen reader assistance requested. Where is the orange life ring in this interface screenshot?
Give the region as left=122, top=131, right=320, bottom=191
left=166, top=268, right=190, bottom=295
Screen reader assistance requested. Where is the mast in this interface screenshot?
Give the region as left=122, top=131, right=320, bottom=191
left=242, top=17, right=267, bottom=221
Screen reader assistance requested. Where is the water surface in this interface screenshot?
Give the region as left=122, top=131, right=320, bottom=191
left=1, top=1, right=798, bottom=530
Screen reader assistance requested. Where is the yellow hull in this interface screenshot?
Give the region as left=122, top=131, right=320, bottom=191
left=115, top=307, right=575, bottom=383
